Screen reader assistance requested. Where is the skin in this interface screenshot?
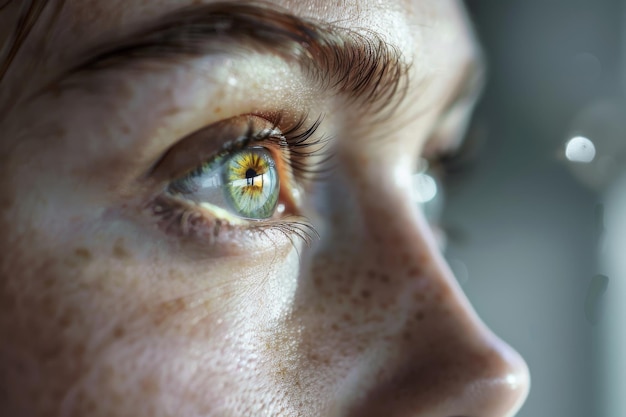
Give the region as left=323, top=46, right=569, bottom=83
left=0, top=0, right=530, bottom=416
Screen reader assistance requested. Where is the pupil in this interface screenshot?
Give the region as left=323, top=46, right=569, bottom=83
left=245, top=168, right=257, bottom=179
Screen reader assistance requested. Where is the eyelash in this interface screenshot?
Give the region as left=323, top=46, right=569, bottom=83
left=151, top=112, right=328, bottom=245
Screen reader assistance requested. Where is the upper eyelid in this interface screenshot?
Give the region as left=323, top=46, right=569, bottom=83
left=34, top=2, right=411, bottom=120
left=149, top=112, right=325, bottom=186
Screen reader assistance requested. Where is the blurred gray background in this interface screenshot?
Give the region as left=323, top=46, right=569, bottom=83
left=442, top=1, right=626, bottom=416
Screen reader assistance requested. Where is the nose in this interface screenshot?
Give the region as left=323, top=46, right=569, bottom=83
left=308, top=160, right=530, bottom=417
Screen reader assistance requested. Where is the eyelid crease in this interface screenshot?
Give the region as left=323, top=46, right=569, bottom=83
left=40, top=1, right=411, bottom=120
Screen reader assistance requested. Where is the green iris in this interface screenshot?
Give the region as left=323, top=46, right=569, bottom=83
left=223, top=147, right=280, bottom=219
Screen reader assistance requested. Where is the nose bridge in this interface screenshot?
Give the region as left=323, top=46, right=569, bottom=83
left=306, top=161, right=530, bottom=416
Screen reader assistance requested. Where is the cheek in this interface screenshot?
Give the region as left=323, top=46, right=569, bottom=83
left=0, top=223, right=303, bottom=417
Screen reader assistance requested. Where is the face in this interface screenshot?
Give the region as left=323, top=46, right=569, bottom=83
left=0, top=1, right=529, bottom=416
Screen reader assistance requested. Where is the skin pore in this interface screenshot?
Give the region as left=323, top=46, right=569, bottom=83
left=0, top=1, right=530, bottom=416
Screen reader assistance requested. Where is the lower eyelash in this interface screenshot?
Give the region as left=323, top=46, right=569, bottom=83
left=150, top=195, right=318, bottom=247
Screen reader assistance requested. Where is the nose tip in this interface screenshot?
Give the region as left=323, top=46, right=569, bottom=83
left=344, top=326, right=530, bottom=417
left=429, top=334, right=531, bottom=417
left=499, top=347, right=531, bottom=416
left=452, top=337, right=530, bottom=417
left=347, top=317, right=531, bottom=417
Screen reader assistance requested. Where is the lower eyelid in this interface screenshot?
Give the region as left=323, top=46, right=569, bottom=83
left=150, top=195, right=254, bottom=247
left=148, top=195, right=316, bottom=256
left=153, top=191, right=286, bottom=238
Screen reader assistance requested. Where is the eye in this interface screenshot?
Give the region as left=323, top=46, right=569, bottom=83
left=150, top=113, right=326, bottom=243
left=175, top=146, right=280, bottom=220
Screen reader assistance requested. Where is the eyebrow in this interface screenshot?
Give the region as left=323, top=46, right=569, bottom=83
left=49, top=1, right=412, bottom=116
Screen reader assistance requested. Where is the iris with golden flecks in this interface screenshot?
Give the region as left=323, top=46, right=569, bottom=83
left=223, top=147, right=279, bottom=219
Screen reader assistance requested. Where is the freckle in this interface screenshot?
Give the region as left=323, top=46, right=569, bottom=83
left=163, top=106, right=181, bottom=117
left=408, top=267, right=421, bottom=277
left=42, top=277, right=56, bottom=289
left=58, top=308, right=76, bottom=329
left=140, top=376, right=160, bottom=395
left=214, top=106, right=222, bottom=114
left=84, top=398, right=97, bottom=413
left=314, top=305, right=326, bottom=314
left=113, top=325, right=126, bottom=339
left=360, top=289, right=371, bottom=299
left=415, top=311, right=425, bottom=321
left=167, top=268, right=185, bottom=282
left=413, top=292, right=425, bottom=303
left=342, top=313, right=353, bottom=322
left=417, top=252, right=429, bottom=265
left=112, top=239, right=130, bottom=259
left=74, top=248, right=91, bottom=260
left=367, top=270, right=377, bottom=280
left=400, top=253, right=411, bottom=264
left=0, top=195, right=14, bottom=210
left=41, top=344, right=63, bottom=362
left=74, top=344, right=86, bottom=357
left=379, top=274, right=390, bottom=283
left=403, top=332, right=412, bottom=342
left=313, top=275, right=322, bottom=286
left=330, top=323, right=339, bottom=332
left=153, top=298, right=188, bottom=325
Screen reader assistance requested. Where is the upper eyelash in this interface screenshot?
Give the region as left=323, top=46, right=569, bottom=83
left=273, top=114, right=333, bottom=178
left=244, top=112, right=331, bottom=179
